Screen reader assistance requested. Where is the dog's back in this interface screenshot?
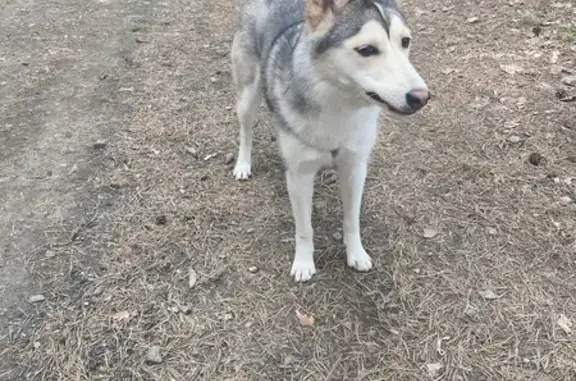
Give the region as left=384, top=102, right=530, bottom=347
left=237, top=0, right=305, bottom=63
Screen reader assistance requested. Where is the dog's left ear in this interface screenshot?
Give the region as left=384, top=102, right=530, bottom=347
left=305, top=0, right=349, bottom=33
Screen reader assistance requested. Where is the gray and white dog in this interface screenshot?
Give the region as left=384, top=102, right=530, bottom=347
left=231, top=0, right=430, bottom=282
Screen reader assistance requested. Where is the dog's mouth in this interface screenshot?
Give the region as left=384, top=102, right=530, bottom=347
left=365, top=92, right=415, bottom=115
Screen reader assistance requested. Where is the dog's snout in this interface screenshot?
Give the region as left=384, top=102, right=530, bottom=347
left=406, top=89, right=430, bottom=110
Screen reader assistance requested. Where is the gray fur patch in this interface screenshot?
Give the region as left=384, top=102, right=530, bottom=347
left=234, top=0, right=406, bottom=151
left=315, top=0, right=403, bottom=55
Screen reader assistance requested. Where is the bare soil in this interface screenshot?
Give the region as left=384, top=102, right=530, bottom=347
left=1, top=0, right=576, bottom=380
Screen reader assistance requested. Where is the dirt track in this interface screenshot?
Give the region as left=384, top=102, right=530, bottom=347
left=1, top=0, right=576, bottom=380
left=0, top=0, right=149, bottom=371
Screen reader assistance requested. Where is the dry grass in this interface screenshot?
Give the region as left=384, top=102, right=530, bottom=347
left=3, top=0, right=576, bottom=380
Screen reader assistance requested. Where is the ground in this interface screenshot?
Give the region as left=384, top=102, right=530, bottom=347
left=0, top=0, right=575, bottom=380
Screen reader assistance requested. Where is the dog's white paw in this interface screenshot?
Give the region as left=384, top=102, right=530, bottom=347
left=290, top=256, right=316, bottom=282
left=233, top=161, right=251, bottom=180
left=347, top=248, right=373, bottom=272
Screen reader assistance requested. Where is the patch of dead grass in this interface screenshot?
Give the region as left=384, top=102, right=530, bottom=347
left=4, top=0, right=576, bottom=380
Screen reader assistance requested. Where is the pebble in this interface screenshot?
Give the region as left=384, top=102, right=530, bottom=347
left=93, top=140, right=107, bottom=149
left=29, top=294, right=45, bottom=303
left=180, top=305, right=192, bottom=315
left=146, top=346, right=163, bottom=364
left=486, top=227, right=497, bottom=236
left=185, top=146, right=198, bottom=158
left=521, top=13, right=537, bottom=26
left=528, top=152, right=543, bottom=166
left=562, top=75, right=576, bottom=87
left=479, top=289, right=498, bottom=300
left=248, top=266, right=259, bottom=273
left=423, top=228, right=439, bottom=239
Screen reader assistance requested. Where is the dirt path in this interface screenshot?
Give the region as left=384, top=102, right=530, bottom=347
left=0, top=0, right=151, bottom=375
left=2, top=0, right=576, bottom=380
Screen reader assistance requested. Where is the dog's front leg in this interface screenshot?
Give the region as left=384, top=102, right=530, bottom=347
left=337, top=152, right=373, bottom=272
left=286, top=169, right=316, bottom=282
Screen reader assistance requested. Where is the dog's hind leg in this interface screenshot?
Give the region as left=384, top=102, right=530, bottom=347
left=231, top=31, right=262, bottom=180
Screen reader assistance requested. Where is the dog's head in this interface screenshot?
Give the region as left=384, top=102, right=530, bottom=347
left=305, top=0, right=429, bottom=114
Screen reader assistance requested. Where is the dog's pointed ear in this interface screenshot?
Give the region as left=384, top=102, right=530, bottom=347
left=305, top=0, right=349, bottom=33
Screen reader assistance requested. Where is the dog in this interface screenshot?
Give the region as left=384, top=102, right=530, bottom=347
left=230, top=0, right=429, bottom=282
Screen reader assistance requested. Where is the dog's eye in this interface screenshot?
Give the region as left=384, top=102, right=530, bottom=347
left=401, top=37, right=411, bottom=49
left=355, top=44, right=379, bottom=57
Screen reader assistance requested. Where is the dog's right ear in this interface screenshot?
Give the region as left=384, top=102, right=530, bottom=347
left=305, top=0, right=348, bottom=34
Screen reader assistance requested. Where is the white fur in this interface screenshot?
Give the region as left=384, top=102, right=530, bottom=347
left=231, top=0, right=428, bottom=282
left=277, top=100, right=379, bottom=281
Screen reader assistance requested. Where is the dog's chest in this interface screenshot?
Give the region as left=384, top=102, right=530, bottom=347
left=307, top=106, right=379, bottom=153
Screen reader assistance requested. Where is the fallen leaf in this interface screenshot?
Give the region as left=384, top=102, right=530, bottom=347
left=113, top=310, right=130, bottom=322
left=224, top=152, right=235, bottom=164
left=203, top=153, right=218, bottom=161
left=500, top=64, right=524, bottom=75
left=467, top=16, right=480, bottom=23
left=516, top=97, right=527, bottom=106
left=189, top=268, right=198, bottom=288
left=550, top=50, right=559, bottom=64
left=562, top=75, right=576, bottom=87
left=470, top=96, right=490, bottom=109
left=422, top=228, right=439, bottom=239
left=558, top=314, right=572, bottom=334
left=295, top=310, right=315, bottom=326
left=504, top=120, right=520, bottom=129
left=283, top=355, right=296, bottom=366
left=550, top=65, right=564, bottom=75
left=479, top=289, right=498, bottom=300
left=426, top=363, right=443, bottom=377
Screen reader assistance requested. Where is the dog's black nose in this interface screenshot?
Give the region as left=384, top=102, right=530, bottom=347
left=406, top=89, right=430, bottom=110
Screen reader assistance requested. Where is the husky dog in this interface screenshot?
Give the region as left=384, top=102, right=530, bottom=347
left=231, top=0, right=429, bottom=282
